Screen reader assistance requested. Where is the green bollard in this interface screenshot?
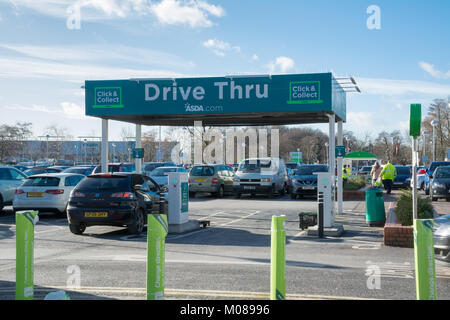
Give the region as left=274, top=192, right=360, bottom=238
left=146, top=213, right=168, bottom=300
left=413, top=219, right=437, bottom=300
left=270, top=215, right=286, bottom=300
left=15, top=210, right=39, bottom=300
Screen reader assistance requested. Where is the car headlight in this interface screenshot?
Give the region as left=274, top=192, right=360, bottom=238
left=261, top=178, right=271, bottom=183
left=435, top=224, right=450, bottom=237
left=432, top=182, right=445, bottom=189
left=233, top=177, right=240, bottom=182
left=292, top=178, right=301, bottom=185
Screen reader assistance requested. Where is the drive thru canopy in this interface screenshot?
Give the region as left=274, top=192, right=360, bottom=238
left=85, top=72, right=346, bottom=126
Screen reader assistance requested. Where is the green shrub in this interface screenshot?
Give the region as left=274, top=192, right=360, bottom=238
left=344, top=176, right=366, bottom=191
left=394, top=189, right=434, bottom=226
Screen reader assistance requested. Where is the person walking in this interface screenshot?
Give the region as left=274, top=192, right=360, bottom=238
left=379, top=160, right=397, bottom=194
left=342, top=165, right=350, bottom=183
left=370, top=161, right=382, bottom=187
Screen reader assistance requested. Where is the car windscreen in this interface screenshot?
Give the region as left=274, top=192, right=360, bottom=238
left=238, top=160, right=271, bottom=173
left=435, top=167, right=450, bottom=178
left=396, top=167, right=411, bottom=175
left=76, top=176, right=130, bottom=190
left=150, top=167, right=178, bottom=176
left=23, top=176, right=60, bottom=187
left=285, top=163, right=298, bottom=169
left=190, top=166, right=215, bottom=176
left=430, top=162, right=450, bottom=172
left=295, top=166, right=328, bottom=175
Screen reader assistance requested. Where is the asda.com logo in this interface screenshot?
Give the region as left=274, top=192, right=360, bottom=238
left=287, top=81, right=323, bottom=105
left=93, top=87, right=124, bottom=108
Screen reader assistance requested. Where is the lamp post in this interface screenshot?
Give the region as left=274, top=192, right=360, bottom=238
left=324, top=142, right=329, bottom=165
left=112, top=143, right=116, bottom=162
left=430, top=120, right=438, bottom=162
left=46, top=134, right=50, bottom=163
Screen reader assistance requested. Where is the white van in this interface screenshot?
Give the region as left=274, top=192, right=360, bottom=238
left=233, top=158, right=288, bottom=198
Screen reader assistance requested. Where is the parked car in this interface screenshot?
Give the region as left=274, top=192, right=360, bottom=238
left=149, top=166, right=187, bottom=189
left=410, top=166, right=427, bottom=190
left=23, top=167, right=63, bottom=176
left=425, top=161, right=450, bottom=195
left=288, top=164, right=329, bottom=199
left=63, top=165, right=96, bottom=176
left=392, top=165, right=412, bottom=189
left=358, top=166, right=372, bottom=176
left=67, top=173, right=167, bottom=235
left=434, top=214, right=450, bottom=262
left=233, top=158, right=287, bottom=198
left=189, top=164, right=234, bottom=198
left=143, top=162, right=176, bottom=177
left=48, top=166, right=71, bottom=171
left=429, top=166, right=450, bottom=202
left=0, top=166, right=27, bottom=211
left=93, top=162, right=136, bottom=174
left=12, top=165, right=29, bottom=172
left=13, top=173, right=85, bottom=215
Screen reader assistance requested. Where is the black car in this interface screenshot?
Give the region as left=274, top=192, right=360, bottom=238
left=430, top=166, right=450, bottom=202
left=67, top=173, right=167, bottom=235
left=289, top=164, right=328, bottom=199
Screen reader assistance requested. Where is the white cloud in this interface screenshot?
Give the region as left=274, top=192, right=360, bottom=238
left=5, top=102, right=87, bottom=120
left=202, top=38, right=240, bottom=57
left=355, top=77, right=450, bottom=96
left=419, top=61, right=450, bottom=79
left=251, top=54, right=259, bottom=61
left=0, top=43, right=195, bottom=70
left=60, top=102, right=85, bottom=119
left=8, top=0, right=225, bottom=27
left=150, top=0, right=225, bottom=28
left=268, top=56, right=295, bottom=73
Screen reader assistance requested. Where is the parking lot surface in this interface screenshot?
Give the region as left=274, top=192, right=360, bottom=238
left=0, top=191, right=449, bottom=300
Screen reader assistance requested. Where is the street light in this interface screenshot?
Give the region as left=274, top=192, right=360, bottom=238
left=324, top=142, right=329, bottom=165
left=430, top=120, right=438, bottom=162
left=112, top=143, right=116, bottom=162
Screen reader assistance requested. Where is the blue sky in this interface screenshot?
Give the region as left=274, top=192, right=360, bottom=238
left=0, top=0, right=449, bottom=141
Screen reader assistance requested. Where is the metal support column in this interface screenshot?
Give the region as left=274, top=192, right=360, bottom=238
left=101, top=119, right=109, bottom=173
left=135, top=124, right=142, bottom=173
left=337, top=120, right=343, bottom=214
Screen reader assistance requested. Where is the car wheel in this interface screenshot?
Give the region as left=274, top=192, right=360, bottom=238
left=0, top=195, right=3, bottom=212
left=128, top=209, right=145, bottom=235
left=234, top=193, right=241, bottom=199
left=431, top=196, right=437, bottom=202
left=69, top=223, right=86, bottom=235
left=290, top=193, right=297, bottom=199
left=280, top=185, right=286, bottom=196
left=215, top=185, right=224, bottom=198
left=189, top=191, right=196, bottom=198
left=425, top=188, right=429, bottom=195
left=420, top=182, right=425, bottom=190
left=267, top=186, right=274, bottom=199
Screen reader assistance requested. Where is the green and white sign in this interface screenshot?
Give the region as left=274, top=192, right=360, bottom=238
left=413, top=219, right=437, bottom=300
left=132, top=148, right=144, bottom=159
left=289, top=151, right=302, bottom=163
left=16, top=210, right=39, bottom=300
left=146, top=214, right=168, bottom=300
left=335, top=145, right=346, bottom=158
left=85, top=73, right=346, bottom=124
left=181, top=182, right=189, bottom=213
left=93, top=87, right=123, bottom=109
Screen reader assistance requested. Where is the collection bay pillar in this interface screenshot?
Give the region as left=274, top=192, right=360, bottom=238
left=135, top=124, right=142, bottom=173
left=337, top=120, right=343, bottom=214
left=101, top=119, right=109, bottom=173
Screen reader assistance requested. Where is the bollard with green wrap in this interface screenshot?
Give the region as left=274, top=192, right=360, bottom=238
left=146, top=213, right=168, bottom=300
left=413, top=219, right=437, bottom=300
left=270, top=215, right=286, bottom=300
left=16, top=210, right=39, bottom=300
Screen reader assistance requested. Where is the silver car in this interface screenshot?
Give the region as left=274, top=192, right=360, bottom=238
left=434, top=214, right=450, bottom=262
left=149, top=166, right=187, bottom=189
left=0, top=166, right=27, bottom=211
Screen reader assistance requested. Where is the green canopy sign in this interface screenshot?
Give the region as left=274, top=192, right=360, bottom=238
left=85, top=73, right=346, bottom=126
left=344, top=151, right=377, bottom=160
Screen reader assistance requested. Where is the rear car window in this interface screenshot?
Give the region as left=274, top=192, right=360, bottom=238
left=435, top=167, right=450, bottom=178
left=190, top=166, right=215, bottom=176
left=23, top=177, right=60, bottom=187
left=396, top=167, right=411, bottom=175
left=295, top=165, right=328, bottom=175
left=76, top=176, right=130, bottom=190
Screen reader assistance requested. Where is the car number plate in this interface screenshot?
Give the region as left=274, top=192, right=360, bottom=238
left=303, top=186, right=315, bottom=190
left=84, top=212, right=108, bottom=218
left=195, top=178, right=206, bottom=182
left=27, top=192, right=43, bottom=197
left=243, top=186, right=256, bottom=190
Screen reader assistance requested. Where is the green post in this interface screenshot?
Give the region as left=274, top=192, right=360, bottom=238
left=146, top=214, right=168, bottom=300
left=270, top=215, right=286, bottom=300
left=15, top=210, right=39, bottom=300
left=413, top=219, right=437, bottom=300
